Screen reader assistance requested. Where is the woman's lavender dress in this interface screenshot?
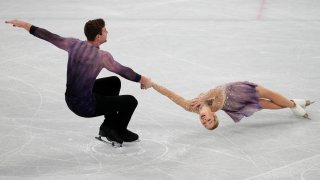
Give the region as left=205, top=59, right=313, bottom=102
left=222, top=81, right=262, bottom=122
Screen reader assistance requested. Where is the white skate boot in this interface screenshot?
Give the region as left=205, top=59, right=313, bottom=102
left=291, top=99, right=315, bottom=109
left=290, top=101, right=310, bottom=119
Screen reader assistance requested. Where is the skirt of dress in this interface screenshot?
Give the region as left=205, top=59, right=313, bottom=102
left=222, top=81, right=262, bottom=122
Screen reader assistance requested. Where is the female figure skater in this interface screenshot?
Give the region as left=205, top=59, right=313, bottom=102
left=151, top=81, right=313, bottom=130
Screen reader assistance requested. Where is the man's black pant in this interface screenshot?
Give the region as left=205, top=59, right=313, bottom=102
left=93, top=76, right=138, bottom=134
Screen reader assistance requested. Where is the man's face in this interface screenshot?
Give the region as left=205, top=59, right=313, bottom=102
left=98, top=27, right=108, bottom=44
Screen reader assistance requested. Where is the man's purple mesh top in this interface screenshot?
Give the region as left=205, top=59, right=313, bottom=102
left=29, top=26, right=141, bottom=117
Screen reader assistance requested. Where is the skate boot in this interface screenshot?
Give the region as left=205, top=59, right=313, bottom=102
left=291, top=99, right=315, bottom=109
left=97, top=126, right=123, bottom=147
left=290, top=101, right=310, bottom=119
left=121, top=129, right=139, bottom=142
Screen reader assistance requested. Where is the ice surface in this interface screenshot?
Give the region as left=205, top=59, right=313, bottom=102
left=1, top=0, right=320, bottom=179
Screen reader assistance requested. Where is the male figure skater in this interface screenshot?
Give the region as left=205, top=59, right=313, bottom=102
left=5, top=19, right=152, bottom=146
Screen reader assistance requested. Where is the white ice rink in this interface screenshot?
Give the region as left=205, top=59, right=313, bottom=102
left=1, top=0, right=320, bottom=179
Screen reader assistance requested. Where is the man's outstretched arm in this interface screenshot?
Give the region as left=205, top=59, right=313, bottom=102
left=5, top=19, right=72, bottom=51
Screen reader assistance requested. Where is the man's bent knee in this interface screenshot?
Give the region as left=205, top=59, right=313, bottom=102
left=125, top=95, right=138, bottom=107
left=110, top=76, right=121, bottom=88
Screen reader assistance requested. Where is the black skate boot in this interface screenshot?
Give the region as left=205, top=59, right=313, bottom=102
left=121, top=129, right=139, bottom=142
left=97, top=126, right=123, bottom=147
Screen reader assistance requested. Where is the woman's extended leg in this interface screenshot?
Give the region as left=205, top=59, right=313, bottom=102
left=258, top=98, right=283, bottom=109
left=255, top=85, right=294, bottom=109
left=255, top=85, right=309, bottom=118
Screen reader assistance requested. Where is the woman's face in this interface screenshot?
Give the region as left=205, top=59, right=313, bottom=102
left=199, top=105, right=216, bottom=130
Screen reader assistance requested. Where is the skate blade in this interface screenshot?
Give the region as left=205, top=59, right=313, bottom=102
left=124, top=139, right=141, bottom=143
left=95, top=136, right=122, bottom=148
left=106, top=137, right=123, bottom=147
left=303, top=114, right=311, bottom=120
left=306, top=101, right=315, bottom=106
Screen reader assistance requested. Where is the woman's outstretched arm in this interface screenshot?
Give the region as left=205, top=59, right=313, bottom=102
left=152, top=82, right=196, bottom=113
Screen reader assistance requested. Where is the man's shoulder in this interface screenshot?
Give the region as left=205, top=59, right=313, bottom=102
left=99, top=49, right=113, bottom=58
left=68, top=37, right=81, bottom=43
left=67, top=38, right=83, bottom=47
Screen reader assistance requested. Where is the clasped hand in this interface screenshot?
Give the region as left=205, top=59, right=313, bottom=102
left=140, top=76, right=152, bottom=90
left=190, top=97, right=203, bottom=108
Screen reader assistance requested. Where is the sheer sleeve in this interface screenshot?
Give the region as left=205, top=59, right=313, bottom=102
left=29, top=25, right=75, bottom=51
left=152, top=82, right=197, bottom=113
left=201, top=88, right=225, bottom=112
left=101, top=51, right=141, bottom=82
